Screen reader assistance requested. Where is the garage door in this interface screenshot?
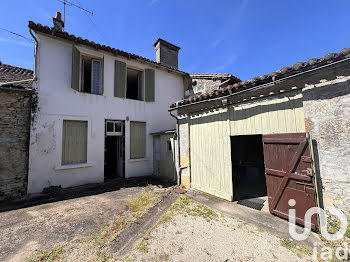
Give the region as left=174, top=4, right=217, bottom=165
left=262, top=133, right=318, bottom=230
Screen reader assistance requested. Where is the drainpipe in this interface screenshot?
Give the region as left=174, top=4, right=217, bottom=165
left=29, top=28, right=38, bottom=81
left=169, top=101, right=183, bottom=186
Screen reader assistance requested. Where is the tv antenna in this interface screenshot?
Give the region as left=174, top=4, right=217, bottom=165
left=57, top=0, right=93, bottom=25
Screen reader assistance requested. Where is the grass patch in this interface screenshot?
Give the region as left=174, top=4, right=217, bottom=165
left=135, top=239, right=148, bottom=253
left=126, top=185, right=157, bottom=214
left=93, top=216, right=133, bottom=245
left=160, top=214, right=172, bottom=223
left=170, top=195, right=218, bottom=222
left=27, top=246, right=65, bottom=262
left=96, top=250, right=113, bottom=262
left=280, top=238, right=312, bottom=258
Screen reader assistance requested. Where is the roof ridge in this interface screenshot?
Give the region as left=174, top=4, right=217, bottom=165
left=171, top=47, right=350, bottom=108
left=28, top=21, right=188, bottom=76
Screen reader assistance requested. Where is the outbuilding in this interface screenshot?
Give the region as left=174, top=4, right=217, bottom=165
left=170, top=48, right=350, bottom=228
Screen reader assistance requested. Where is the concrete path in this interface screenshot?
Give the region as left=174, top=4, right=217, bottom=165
left=0, top=187, right=145, bottom=262
left=186, top=189, right=321, bottom=248
left=110, top=190, right=179, bottom=256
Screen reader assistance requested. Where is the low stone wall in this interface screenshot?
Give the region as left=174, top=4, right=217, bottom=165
left=0, top=88, right=32, bottom=199
left=303, top=76, right=350, bottom=214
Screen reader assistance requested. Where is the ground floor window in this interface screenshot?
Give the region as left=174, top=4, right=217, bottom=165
left=130, top=121, right=146, bottom=159
left=62, top=120, right=88, bottom=165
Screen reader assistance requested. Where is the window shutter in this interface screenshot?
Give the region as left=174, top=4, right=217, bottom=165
left=145, top=69, right=155, bottom=102
left=130, top=121, right=146, bottom=159
left=62, top=120, right=88, bottom=165
left=71, top=45, right=80, bottom=91
left=114, top=60, right=126, bottom=98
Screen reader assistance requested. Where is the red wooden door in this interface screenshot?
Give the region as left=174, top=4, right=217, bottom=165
left=262, top=133, right=318, bottom=230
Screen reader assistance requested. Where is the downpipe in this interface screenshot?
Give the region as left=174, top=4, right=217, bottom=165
left=169, top=101, right=183, bottom=186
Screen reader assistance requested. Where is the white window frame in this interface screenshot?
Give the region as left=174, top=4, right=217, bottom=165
left=106, top=120, right=123, bottom=136
left=80, top=55, right=103, bottom=95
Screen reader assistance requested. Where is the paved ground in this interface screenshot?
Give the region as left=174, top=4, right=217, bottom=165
left=0, top=186, right=145, bottom=262
left=124, top=195, right=314, bottom=262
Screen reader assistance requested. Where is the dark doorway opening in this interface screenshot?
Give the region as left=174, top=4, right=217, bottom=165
left=104, top=121, right=125, bottom=180
left=231, top=135, right=267, bottom=203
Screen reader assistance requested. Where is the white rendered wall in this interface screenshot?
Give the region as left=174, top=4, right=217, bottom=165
left=28, top=34, right=184, bottom=193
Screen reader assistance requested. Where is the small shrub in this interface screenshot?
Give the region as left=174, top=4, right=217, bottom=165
left=42, top=185, right=62, bottom=194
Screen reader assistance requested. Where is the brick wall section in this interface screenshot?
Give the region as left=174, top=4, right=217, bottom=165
left=0, top=88, right=32, bottom=199
left=303, top=75, right=350, bottom=216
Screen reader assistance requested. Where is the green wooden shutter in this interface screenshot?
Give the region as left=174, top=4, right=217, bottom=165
left=62, top=120, right=88, bottom=165
left=71, top=45, right=80, bottom=91
left=114, top=60, right=126, bottom=98
left=130, top=121, right=146, bottom=159
left=145, top=69, right=155, bottom=102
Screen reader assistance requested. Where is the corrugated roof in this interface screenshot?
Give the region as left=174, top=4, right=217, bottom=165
left=0, top=62, right=33, bottom=89
left=171, top=48, right=350, bottom=108
left=28, top=21, right=188, bottom=76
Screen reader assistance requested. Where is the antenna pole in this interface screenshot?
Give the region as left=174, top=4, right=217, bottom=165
left=63, top=0, right=66, bottom=24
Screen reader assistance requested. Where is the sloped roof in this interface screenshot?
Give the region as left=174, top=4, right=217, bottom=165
left=28, top=21, right=188, bottom=76
left=0, top=62, right=33, bottom=89
left=171, top=48, right=350, bottom=108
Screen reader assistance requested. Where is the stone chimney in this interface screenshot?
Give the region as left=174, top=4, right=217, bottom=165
left=153, top=38, right=180, bottom=69
left=53, top=12, right=64, bottom=32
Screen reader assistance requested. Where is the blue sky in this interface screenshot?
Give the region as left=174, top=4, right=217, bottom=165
left=1, top=0, right=350, bottom=80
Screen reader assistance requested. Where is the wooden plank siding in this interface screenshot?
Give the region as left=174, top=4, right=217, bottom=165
left=229, top=90, right=305, bottom=135
left=188, top=90, right=305, bottom=201
left=189, top=108, right=233, bottom=201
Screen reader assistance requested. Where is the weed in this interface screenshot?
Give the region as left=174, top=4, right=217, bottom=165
left=257, top=228, right=265, bottom=232
left=135, top=240, right=148, bottom=253
left=126, top=186, right=157, bottom=213
left=96, top=249, right=112, bottom=262
left=280, top=238, right=297, bottom=250
left=272, top=253, right=278, bottom=259
left=175, top=230, right=182, bottom=235
left=93, top=216, right=132, bottom=246
left=178, top=246, right=184, bottom=253
left=42, top=185, right=61, bottom=194
left=170, top=196, right=217, bottom=222
left=158, top=251, right=170, bottom=261
left=121, top=258, right=135, bottom=262
left=280, top=238, right=312, bottom=258
left=160, top=214, right=172, bottom=223
left=180, top=184, right=185, bottom=189
left=27, top=246, right=65, bottom=262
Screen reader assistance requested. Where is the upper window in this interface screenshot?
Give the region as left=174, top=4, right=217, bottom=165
left=126, top=68, right=143, bottom=100
left=62, top=120, right=88, bottom=165
left=81, top=56, right=103, bottom=95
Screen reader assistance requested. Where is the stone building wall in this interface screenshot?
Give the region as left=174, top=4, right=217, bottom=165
left=303, top=75, right=350, bottom=216
left=0, top=88, right=32, bottom=199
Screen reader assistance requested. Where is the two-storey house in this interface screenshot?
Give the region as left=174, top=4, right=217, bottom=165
left=27, top=13, right=188, bottom=193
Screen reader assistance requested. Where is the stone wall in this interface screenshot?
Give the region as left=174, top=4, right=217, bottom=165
left=0, top=88, right=32, bottom=199
left=303, top=75, right=350, bottom=215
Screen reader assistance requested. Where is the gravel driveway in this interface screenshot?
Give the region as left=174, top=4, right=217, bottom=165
left=123, top=196, right=313, bottom=262
left=0, top=186, right=145, bottom=262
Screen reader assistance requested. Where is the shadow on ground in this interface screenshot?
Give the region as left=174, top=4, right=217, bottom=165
left=0, top=177, right=175, bottom=213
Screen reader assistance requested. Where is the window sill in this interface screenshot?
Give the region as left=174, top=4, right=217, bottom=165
left=54, top=163, right=93, bottom=171
left=128, top=158, right=150, bottom=163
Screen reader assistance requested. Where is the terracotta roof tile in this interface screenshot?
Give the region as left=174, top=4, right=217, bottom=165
left=0, top=62, right=33, bottom=89
left=28, top=21, right=188, bottom=75
left=171, top=48, right=350, bottom=108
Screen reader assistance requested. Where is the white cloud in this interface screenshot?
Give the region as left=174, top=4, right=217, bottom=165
left=210, top=53, right=238, bottom=73
left=149, top=0, right=160, bottom=6
left=0, top=37, right=33, bottom=48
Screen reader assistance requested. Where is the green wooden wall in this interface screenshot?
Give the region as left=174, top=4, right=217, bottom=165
left=188, top=90, right=305, bottom=201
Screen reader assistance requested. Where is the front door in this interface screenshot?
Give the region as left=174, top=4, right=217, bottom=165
left=262, top=133, right=318, bottom=230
